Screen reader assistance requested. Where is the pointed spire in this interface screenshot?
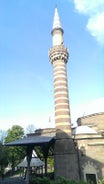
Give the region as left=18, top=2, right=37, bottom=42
left=52, top=7, right=62, bottom=30
left=51, top=7, right=64, bottom=46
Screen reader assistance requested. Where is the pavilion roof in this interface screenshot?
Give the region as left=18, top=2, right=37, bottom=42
left=5, top=135, right=55, bottom=146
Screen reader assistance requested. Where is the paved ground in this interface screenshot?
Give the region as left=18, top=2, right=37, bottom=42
left=0, top=176, right=26, bottom=184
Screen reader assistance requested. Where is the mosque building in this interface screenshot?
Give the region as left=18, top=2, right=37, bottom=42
left=48, top=7, right=104, bottom=183
left=34, top=7, right=104, bottom=183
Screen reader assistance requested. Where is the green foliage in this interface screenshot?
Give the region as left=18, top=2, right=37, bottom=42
left=53, top=177, right=87, bottom=184
left=35, top=146, right=44, bottom=158
left=0, top=142, right=8, bottom=176
left=48, top=157, right=54, bottom=172
left=5, top=125, right=24, bottom=143
left=98, top=178, right=104, bottom=184
left=35, top=146, right=54, bottom=173
left=30, top=176, right=87, bottom=184
left=31, top=177, right=51, bottom=184
left=4, top=125, right=26, bottom=173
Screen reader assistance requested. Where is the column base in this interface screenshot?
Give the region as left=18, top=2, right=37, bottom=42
left=54, top=137, right=80, bottom=180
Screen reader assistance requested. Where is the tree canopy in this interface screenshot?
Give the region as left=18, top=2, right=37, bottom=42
left=5, top=125, right=24, bottom=143
left=4, top=125, right=26, bottom=174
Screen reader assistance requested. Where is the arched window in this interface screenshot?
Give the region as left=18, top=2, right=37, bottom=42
left=83, top=161, right=98, bottom=184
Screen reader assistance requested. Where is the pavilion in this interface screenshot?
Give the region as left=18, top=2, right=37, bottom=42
left=5, top=134, right=55, bottom=184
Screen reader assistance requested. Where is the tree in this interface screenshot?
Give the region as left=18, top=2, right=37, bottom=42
left=0, top=141, right=8, bottom=178
left=0, top=130, right=8, bottom=178
left=0, top=130, right=7, bottom=144
left=25, top=124, right=36, bottom=134
left=5, top=125, right=24, bottom=143
left=4, top=125, right=26, bottom=174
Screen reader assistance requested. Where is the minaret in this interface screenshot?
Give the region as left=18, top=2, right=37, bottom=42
left=49, top=7, right=71, bottom=137
left=49, top=8, right=79, bottom=180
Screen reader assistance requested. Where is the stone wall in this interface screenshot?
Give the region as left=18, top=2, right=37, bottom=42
left=75, top=134, right=104, bottom=181
left=77, top=112, right=104, bottom=132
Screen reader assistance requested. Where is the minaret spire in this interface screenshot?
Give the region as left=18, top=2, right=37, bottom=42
left=51, top=7, right=64, bottom=46
left=52, top=7, right=62, bottom=30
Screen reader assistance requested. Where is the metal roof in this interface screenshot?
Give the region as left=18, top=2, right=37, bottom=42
left=73, top=125, right=97, bottom=135
left=17, top=155, right=45, bottom=168
left=5, top=135, right=55, bottom=146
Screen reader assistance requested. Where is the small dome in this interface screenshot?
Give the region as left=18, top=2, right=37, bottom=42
left=73, top=125, right=97, bottom=135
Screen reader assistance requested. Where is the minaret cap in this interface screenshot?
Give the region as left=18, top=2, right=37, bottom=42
left=52, top=7, right=62, bottom=30
left=51, top=7, right=64, bottom=46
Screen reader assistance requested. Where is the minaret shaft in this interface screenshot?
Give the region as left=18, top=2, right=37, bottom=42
left=49, top=49, right=71, bottom=136
left=49, top=28, right=71, bottom=137
left=54, top=60, right=70, bottom=133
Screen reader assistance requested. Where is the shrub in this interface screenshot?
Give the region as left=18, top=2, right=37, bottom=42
left=30, top=176, right=87, bottom=184
left=98, top=178, right=104, bottom=184
left=53, top=177, right=87, bottom=184
left=31, top=177, right=51, bottom=184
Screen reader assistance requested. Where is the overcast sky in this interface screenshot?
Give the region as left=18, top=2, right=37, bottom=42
left=0, top=0, right=104, bottom=131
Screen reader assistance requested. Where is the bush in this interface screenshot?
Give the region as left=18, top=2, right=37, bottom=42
left=98, top=178, right=104, bottom=184
left=53, top=177, right=87, bottom=184
left=31, top=177, right=51, bottom=184
left=30, top=176, right=87, bottom=184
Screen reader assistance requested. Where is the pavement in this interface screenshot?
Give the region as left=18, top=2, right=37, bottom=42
left=0, top=176, right=26, bottom=184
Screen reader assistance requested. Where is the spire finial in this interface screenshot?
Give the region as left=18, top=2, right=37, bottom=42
left=52, top=7, right=62, bottom=30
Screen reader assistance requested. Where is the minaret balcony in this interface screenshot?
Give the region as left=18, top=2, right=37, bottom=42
left=49, top=45, right=69, bottom=64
